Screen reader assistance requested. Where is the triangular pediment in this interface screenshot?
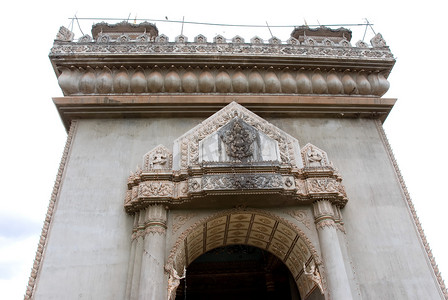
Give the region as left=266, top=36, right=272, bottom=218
left=172, top=102, right=302, bottom=170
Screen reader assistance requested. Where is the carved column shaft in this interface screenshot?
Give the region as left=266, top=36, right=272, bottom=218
left=129, top=211, right=146, bottom=300
left=138, top=204, right=168, bottom=300
left=125, top=214, right=139, bottom=299
left=313, top=200, right=353, bottom=300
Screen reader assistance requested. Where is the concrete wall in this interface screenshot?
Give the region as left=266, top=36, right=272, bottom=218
left=34, top=118, right=203, bottom=300
left=270, top=117, right=442, bottom=299
left=34, top=117, right=442, bottom=299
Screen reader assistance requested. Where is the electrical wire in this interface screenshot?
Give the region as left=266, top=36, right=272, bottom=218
left=68, top=17, right=373, bottom=29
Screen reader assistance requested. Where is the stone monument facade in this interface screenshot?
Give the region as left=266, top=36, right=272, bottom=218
left=25, top=22, right=447, bottom=299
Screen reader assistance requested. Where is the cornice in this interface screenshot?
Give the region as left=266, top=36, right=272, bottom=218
left=52, top=95, right=396, bottom=131
left=49, top=42, right=395, bottom=83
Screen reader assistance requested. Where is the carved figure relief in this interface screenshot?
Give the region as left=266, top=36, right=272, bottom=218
left=307, top=147, right=324, bottom=167
left=143, top=145, right=172, bottom=170
left=165, top=265, right=186, bottom=300
left=151, top=150, right=168, bottom=168
left=220, top=118, right=256, bottom=161
left=301, top=143, right=330, bottom=168
left=303, top=263, right=324, bottom=294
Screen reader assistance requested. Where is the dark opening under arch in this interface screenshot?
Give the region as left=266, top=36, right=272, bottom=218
left=176, top=244, right=301, bottom=300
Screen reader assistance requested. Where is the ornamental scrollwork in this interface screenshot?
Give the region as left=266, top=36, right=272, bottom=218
left=51, top=39, right=393, bottom=59
left=139, top=181, right=174, bottom=198
left=288, top=209, right=312, bottom=230
left=202, top=174, right=283, bottom=191
left=307, top=178, right=340, bottom=193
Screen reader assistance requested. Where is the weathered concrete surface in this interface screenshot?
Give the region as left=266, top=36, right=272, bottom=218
left=271, top=117, right=443, bottom=299
left=33, top=118, right=202, bottom=300
left=34, top=117, right=443, bottom=299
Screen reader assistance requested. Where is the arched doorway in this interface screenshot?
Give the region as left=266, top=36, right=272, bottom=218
left=176, top=244, right=300, bottom=299
left=167, top=210, right=325, bottom=300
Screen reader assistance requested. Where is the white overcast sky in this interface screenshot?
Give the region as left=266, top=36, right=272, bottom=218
left=0, top=0, right=447, bottom=299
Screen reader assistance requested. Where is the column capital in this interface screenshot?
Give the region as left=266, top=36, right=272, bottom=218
left=313, top=199, right=341, bottom=231
left=313, top=200, right=335, bottom=220
left=144, top=204, right=168, bottom=236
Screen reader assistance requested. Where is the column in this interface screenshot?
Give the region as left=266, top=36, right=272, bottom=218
left=129, top=211, right=146, bottom=300
left=313, top=200, right=353, bottom=300
left=125, top=214, right=138, bottom=299
left=138, top=204, right=168, bottom=300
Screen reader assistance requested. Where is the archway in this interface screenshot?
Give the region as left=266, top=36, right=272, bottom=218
left=176, top=244, right=300, bottom=299
left=167, top=210, right=325, bottom=300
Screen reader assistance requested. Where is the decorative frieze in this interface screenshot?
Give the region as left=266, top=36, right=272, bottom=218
left=201, top=174, right=284, bottom=191
left=51, top=28, right=392, bottom=54
left=55, top=65, right=390, bottom=96
left=139, top=181, right=174, bottom=198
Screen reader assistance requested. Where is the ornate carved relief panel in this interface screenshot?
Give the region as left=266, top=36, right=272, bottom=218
left=124, top=102, right=348, bottom=212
